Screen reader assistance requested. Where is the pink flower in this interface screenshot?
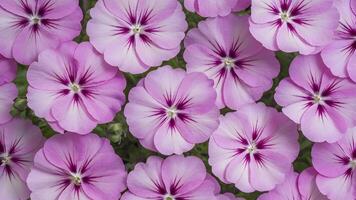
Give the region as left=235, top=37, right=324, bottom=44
left=0, top=119, right=45, bottom=200
left=121, top=155, right=220, bottom=200
left=208, top=103, right=299, bottom=192
left=0, top=0, right=82, bottom=65
left=352, top=0, right=356, bottom=15
left=217, top=193, right=245, bottom=200
left=184, top=0, right=250, bottom=17
left=125, top=66, right=219, bottom=155
left=87, top=0, right=187, bottom=74
left=321, top=0, right=356, bottom=81
left=249, top=0, right=339, bottom=55
left=275, top=55, right=356, bottom=143
left=311, top=128, right=356, bottom=200
left=258, top=169, right=327, bottom=200
left=27, top=133, right=127, bottom=200
left=0, top=56, right=17, bottom=124
left=27, top=42, right=126, bottom=134
left=184, top=14, right=279, bottom=110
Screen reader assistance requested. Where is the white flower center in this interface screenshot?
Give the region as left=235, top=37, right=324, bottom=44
left=29, top=15, right=41, bottom=25
left=1, top=154, right=11, bottom=166
left=223, top=57, right=235, bottom=68
left=313, top=94, right=322, bottom=104
left=280, top=12, right=290, bottom=22
left=132, top=24, right=142, bottom=34
left=69, top=83, right=81, bottom=93
left=166, top=107, right=178, bottom=118
left=247, top=143, right=257, bottom=154
left=164, top=194, right=175, bottom=200
left=350, top=160, right=356, bottom=170
left=71, top=173, right=82, bottom=186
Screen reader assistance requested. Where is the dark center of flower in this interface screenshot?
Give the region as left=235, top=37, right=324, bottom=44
left=30, top=15, right=41, bottom=25
left=164, top=194, right=175, bottom=200
left=132, top=24, right=142, bottom=34
left=247, top=143, right=257, bottom=154
left=69, top=83, right=81, bottom=93
left=166, top=107, right=178, bottom=118
left=71, top=173, right=82, bottom=186
left=223, top=57, right=235, bottom=69
left=313, top=94, right=322, bottom=104
left=1, top=154, right=11, bottom=166
left=280, top=12, right=290, bottom=22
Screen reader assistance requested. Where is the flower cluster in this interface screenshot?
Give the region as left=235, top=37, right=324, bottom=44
left=1, top=0, right=356, bottom=200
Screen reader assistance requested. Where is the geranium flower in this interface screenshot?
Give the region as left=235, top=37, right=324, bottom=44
left=0, top=0, right=82, bottom=65
left=208, top=103, right=299, bottom=192
left=0, top=119, right=45, bottom=200
left=321, top=0, right=356, bottom=81
left=249, top=0, right=339, bottom=55
left=311, top=127, right=356, bottom=200
left=27, top=42, right=126, bottom=134
left=184, top=14, right=279, bottom=110
left=275, top=55, right=356, bottom=143
left=258, top=169, right=328, bottom=200
left=27, top=133, right=127, bottom=200
left=124, top=66, right=219, bottom=155
left=184, top=0, right=250, bottom=17
left=0, top=56, right=17, bottom=124
left=218, top=193, right=245, bottom=200
left=121, top=155, right=220, bottom=200
left=87, top=0, right=187, bottom=74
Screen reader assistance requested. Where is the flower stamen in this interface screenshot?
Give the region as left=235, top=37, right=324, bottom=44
left=69, top=83, right=81, bottom=93
left=280, top=12, right=290, bottom=22
left=313, top=94, right=322, bottom=104
left=164, top=194, right=175, bottom=200
left=1, top=154, right=11, bottom=166
left=247, top=143, right=257, bottom=154
left=166, top=107, right=178, bottom=118
left=29, top=15, right=41, bottom=25
left=71, top=173, right=82, bottom=186
left=132, top=24, right=142, bottom=34
left=223, top=57, right=235, bottom=69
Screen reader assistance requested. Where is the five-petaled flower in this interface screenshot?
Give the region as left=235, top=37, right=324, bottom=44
left=275, top=55, right=356, bottom=143
left=209, top=103, right=299, bottom=192
left=312, top=127, right=356, bottom=200
left=121, top=155, right=220, bottom=200
left=27, top=133, right=127, bottom=200
left=184, top=14, right=279, bottom=110
left=249, top=0, right=339, bottom=55
left=0, top=0, right=83, bottom=65
left=27, top=42, right=126, bottom=134
left=0, top=119, right=45, bottom=200
left=125, top=66, right=219, bottom=155
left=87, top=0, right=187, bottom=74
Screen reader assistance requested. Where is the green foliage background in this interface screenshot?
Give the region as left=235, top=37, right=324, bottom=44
left=12, top=1, right=312, bottom=199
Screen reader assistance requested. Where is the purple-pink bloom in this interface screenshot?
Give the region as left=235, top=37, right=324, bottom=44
left=321, top=0, right=356, bottom=82
left=0, top=119, right=45, bottom=200
left=258, top=169, right=327, bottom=200
left=217, top=193, right=245, bottom=200
left=184, top=0, right=250, bottom=17
left=184, top=14, right=279, bottom=110
left=275, top=55, right=356, bottom=143
left=311, top=127, right=356, bottom=200
left=121, top=155, right=220, bottom=200
left=209, top=103, right=299, bottom=192
left=125, top=66, right=219, bottom=155
left=249, top=0, right=339, bottom=55
left=27, top=133, right=127, bottom=200
left=0, top=56, right=17, bottom=124
left=87, top=0, right=187, bottom=74
left=0, top=0, right=82, bottom=65
left=27, top=42, right=126, bottom=134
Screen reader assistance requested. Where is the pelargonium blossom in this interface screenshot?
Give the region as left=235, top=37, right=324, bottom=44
left=321, top=0, right=356, bottom=81
left=121, top=155, right=220, bottom=200
left=275, top=55, right=356, bottom=143
left=27, top=133, right=127, bottom=200
left=311, top=127, right=356, bottom=200
left=209, top=103, right=299, bottom=192
left=249, top=0, right=339, bottom=55
left=217, top=193, right=245, bottom=200
left=0, top=56, right=17, bottom=124
left=258, top=169, right=328, bottom=200
left=27, top=42, right=126, bottom=134
left=0, top=0, right=82, bottom=65
left=184, top=0, right=250, bottom=17
left=87, top=0, right=187, bottom=74
left=124, top=66, right=219, bottom=155
left=0, top=119, right=45, bottom=200
left=184, top=14, right=279, bottom=110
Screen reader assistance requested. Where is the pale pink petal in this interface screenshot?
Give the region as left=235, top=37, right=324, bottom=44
left=298, top=168, right=328, bottom=200
left=316, top=174, right=355, bottom=200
